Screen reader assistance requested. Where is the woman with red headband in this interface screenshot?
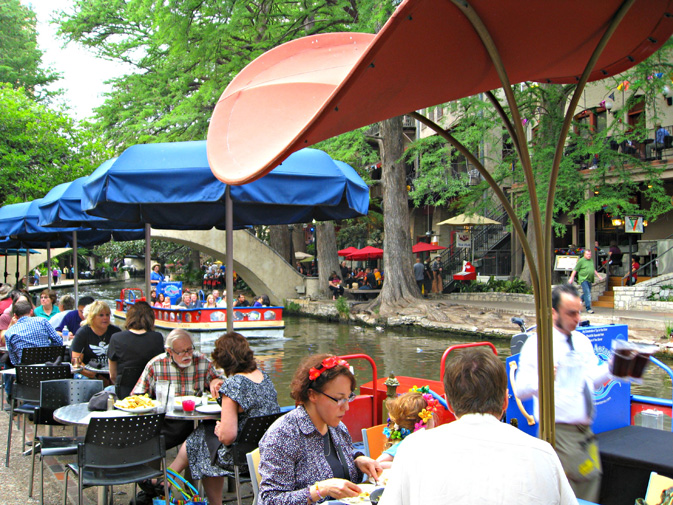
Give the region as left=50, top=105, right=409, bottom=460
left=258, top=354, right=382, bottom=505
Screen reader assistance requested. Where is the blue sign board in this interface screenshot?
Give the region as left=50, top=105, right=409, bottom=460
left=506, top=324, right=630, bottom=436
left=157, top=281, right=182, bottom=305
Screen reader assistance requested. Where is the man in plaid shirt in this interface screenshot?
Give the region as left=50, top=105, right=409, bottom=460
left=5, top=299, right=62, bottom=365
left=132, top=328, right=224, bottom=451
left=133, top=328, right=224, bottom=398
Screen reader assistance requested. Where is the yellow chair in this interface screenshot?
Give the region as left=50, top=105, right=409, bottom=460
left=246, top=448, right=262, bottom=505
left=361, top=423, right=388, bottom=459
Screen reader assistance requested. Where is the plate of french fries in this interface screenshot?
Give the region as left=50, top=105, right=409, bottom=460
left=114, top=394, right=160, bottom=413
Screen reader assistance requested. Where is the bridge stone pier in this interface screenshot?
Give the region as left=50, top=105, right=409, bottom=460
left=152, top=229, right=319, bottom=305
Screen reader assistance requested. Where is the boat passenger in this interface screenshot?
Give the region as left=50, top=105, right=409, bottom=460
left=154, top=293, right=166, bottom=308
left=258, top=354, right=382, bottom=505
left=34, top=289, right=60, bottom=320
left=150, top=289, right=157, bottom=304
left=204, top=294, right=218, bottom=308
left=212, top=289, right=222, bottom=303
left=216, top=290, right=227, bottom=308
left=168, top=332, right=280, bottom=505
left=188, top=292, right=201, bottom=309
left=381, top=348, right=576, bottom=505
left=233, top=293, right=250, bottom=307
left=161, top=295, right=172, bottom=309
left=177, top=291, right=191, bottom=308
left=252, top=294, right=270, bottom=307
left=377, top=389, right=438, bottom=469
left=107, top=301, right=164, bottom=389
left=71, top=300, right=121, bottom=385
left=150, top=264, right=164, bottom=285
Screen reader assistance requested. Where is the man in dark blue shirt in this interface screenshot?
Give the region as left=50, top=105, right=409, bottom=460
left=55, top=295, right=95, bottom=335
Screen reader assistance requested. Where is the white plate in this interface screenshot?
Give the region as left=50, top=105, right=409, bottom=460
left=339, top=484, right=382, bottom=504
left=195, top=404, right=221, bottom=414
left=114, top=399, right=160, bottom=414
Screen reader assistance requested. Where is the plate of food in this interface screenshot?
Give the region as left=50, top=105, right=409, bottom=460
left=173, top=396, right=201, bottom=410
left=114, top=395, right=160, bottom=413
left=339, top=484, right=384, bottom=504
left=196, top=404, right=221, bottom=414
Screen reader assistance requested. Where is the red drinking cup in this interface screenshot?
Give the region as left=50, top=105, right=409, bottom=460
left=182, top=399, right=196, bottom=414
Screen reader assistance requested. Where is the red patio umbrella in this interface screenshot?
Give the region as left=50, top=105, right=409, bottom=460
left=412, top=241, right=447, bottom=254
left=338, top=246, right=359, bottom=257
left=346, top=246, right=383, bottom=261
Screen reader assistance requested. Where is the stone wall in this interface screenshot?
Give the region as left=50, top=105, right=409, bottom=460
left=613, top=272, right=673, bottom=311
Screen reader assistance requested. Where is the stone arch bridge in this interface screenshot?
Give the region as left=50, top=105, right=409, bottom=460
left=152, top=229, right=319, bottom=305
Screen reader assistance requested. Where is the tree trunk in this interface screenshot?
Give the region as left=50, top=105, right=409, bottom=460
left=268, top=224, right=292, bottom=264
left=372, top=116, right=420, bottom=312
left=317, top=221, right=340, bottom=299
left=292, top=226, right=306, bottom=255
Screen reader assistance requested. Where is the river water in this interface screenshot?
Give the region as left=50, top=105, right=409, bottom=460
left=60, top=281, right=672, bottom=407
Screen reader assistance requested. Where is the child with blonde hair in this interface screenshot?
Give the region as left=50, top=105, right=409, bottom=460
left=377, top=386, right=439, bottom=468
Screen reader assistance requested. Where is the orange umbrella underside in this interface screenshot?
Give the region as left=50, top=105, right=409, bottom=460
left=207, top=0, right=673, bottom=185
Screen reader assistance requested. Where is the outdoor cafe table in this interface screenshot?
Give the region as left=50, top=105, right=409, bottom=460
left=53, top=402, right=220, bottom=426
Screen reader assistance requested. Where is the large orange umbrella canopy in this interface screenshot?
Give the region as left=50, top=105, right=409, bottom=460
left=207, top=0, right=673, bottom=185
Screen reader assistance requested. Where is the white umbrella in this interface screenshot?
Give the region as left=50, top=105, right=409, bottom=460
left=438, top=213, right=500, bottom=263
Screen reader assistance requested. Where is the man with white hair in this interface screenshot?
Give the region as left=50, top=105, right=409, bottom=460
left=133, top=328, right=224, bottom=451
left=133, top=328, right=223, bottom=398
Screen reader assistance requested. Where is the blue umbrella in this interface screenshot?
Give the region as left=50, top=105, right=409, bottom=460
left=81, top=141, right=368, bottom=228
left=37, top=169, right=145, bottom=302
left=82, top=140, right=369, bottom=329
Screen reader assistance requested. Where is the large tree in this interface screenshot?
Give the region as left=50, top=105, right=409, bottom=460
left=0, top=0, right=59, bottom=99
left=0, top=85, right=110, bottom=206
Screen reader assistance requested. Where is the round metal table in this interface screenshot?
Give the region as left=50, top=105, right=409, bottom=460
left=53, top=402, right=220, bottom=426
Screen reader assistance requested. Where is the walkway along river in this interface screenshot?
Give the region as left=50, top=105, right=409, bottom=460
left=57, top=281, right=672, bottom=406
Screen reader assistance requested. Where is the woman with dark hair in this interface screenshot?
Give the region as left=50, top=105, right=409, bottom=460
left=169, top=332, right=279, bottom=505
left=252, top=294, right=271, bottom=307
left=107, top=301, right=164, bottom=385
left=154, top=292, right=166, bottom=308
left=258, top=354, right=382, bottom=505
left=34, top=289, right=59, bottom=319
left=328, top=272, right=344, bottom=300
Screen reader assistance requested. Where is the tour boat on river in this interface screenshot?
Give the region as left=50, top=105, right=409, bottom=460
left=114, top=288, right=284, bottom=337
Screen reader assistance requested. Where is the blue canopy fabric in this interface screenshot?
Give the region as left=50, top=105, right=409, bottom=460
left=81, top=141, right=369, bottom=228
left=38, top=163, right=143, bottom=232
left=0, top=200, right=144, bottom=247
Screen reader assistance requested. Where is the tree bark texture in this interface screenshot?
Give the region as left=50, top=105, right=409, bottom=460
left=268, top=224, right=293, bottom=265
left=317, top=221, right=340, bottom=299
left=377, top=116, right=421, bottom=311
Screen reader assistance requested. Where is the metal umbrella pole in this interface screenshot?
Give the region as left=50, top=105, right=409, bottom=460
left=72, top=231, right=79, bottom=305
left=225, top=186, right=234, bottom=333
left=25, top=248, right=29, bottom=289
left=47, top=242, right=52, bottom=289
left=145, top=224, right=151, bottom=300
left=15, top=249, right=19, bottom=286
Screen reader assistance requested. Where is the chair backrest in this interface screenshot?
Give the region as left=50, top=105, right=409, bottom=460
left=231, top=412, right=284, bottom=466
left=37, top=379, right=104, bottom=422
left=80, top=413, right=166, bottom=469
left=14, top=364, right=72, bottom=405
left=361, top=423, right=388, bottom=459
left=20, top=345, right=66, bottom=365
left=246, top=448, right=261, bottom=504
left=115, top=366, right=145, bottom=400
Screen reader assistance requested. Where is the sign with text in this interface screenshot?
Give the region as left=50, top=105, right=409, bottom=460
left=455, top=231, right=471, bottom=248
left=554, top=254, right=579, bottom=271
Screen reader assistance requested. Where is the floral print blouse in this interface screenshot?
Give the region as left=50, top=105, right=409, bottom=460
left=259, top=405, right=363, bottom=505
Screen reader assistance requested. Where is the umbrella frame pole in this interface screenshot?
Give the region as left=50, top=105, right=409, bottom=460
left=25, top=248, right=29, bottom=289
left=4, top=253, right=7, bottom=284
left=47, top=242, right=52, bottom=289
left=15, top=249, right=19, bottom=286
left=72, top=231, right=79, bottom=306
left=225, top=186, right=234, bottom=333
left=145, top=224, right=151, bottom=301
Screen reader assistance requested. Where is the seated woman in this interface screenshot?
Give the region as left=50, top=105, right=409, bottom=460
left=71, top=301, right=122, bottom=385
left=204, top=294, right=218, bottom=308
left=162, top=295, right=172, bottom=308
left=252, top=294, right=270, bottom=307
left=377, top=388, right=438, bottom=469
left=259, top=354, right=382, bottom=505
left=34, top=289, right=60, bottom=320
left=154, top=293, right=166, bottom=308
left=169, top=332, right=280, bottom=505
left=150, top=289, right=157, bottom=304
left=107, top=301, right=164, bottom=393
left=328, top=272, right=344, bottom=300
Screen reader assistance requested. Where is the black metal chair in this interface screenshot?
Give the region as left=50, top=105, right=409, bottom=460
left=115, top=366, right=144, bottom=400
left=226, top=412, right=284, bottom=505
left=29, top=379, right=103, bottom=504
left=5, top=364, right=71, bottom=467
left=63, top=413, right=169, bottom=505
left=20, top=346, right=67, bottom=365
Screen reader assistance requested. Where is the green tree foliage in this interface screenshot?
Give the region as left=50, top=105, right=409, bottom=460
left=92, top=239, right=192, bottom=267
left=0, top=85, right=111, bottom=206
left=0, top=0, right=59, bottom=99
left=57, top=0, right=384, bottom=149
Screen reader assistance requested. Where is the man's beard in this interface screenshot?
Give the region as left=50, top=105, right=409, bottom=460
left=174, top=357, right=193, bottom=368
